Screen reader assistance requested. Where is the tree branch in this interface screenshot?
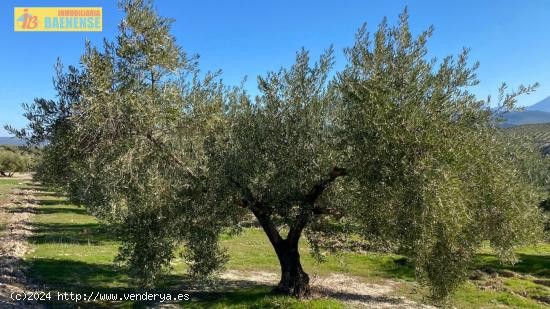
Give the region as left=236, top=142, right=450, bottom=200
left=287, top=167, right=347, bottom=243
left=251, top=207, right=282, bottom=247
left=229, top=177, right=282, bottom=246
left=304, top=167, right=347, bottom=206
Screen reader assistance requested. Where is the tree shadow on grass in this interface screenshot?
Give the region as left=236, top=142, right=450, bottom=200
left=36, top=199, right=75, bottom=206
left=383, top=257, right=415, bottom=281
left=185, top=287, right=277, bottom=308
left=29, top=222, right=114, bottom=245
left=25, top=257, right=414, bottom=308
left=26, top=259, right=129, bottom=292
left=25, top=259, right=130, bottom=308
left=25, top=258, right=203, bottom=308
left=17, top=183, right=64, bottom=197
left=18, top=183, right=44, bottom=191
left=27, top=256, right=405, bottom=308
left=168, top=279, right=414, bottom=308
left=475, top=253, right=550, bottom=278
left=34, top=206, right=88, bottom=215
left=6, top=205, right=87, bottom=216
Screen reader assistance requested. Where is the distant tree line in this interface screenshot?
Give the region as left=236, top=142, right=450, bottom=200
left=505, top=124, right=550, bottom=238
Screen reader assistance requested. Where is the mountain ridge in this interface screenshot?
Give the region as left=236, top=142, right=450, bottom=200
left=525, top=96, right=550, bottom=113
left=502, top=96, right=550, bottom=127
left=0, top=137, right=26, bottom=145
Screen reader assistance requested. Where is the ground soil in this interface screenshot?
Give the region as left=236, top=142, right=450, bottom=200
left=218, top=270, right=434, bottom=308
left=0, top=176, right=42, bottom=308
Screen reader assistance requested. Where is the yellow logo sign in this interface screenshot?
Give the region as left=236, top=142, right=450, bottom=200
left=14, top=7, right=102, bottom=32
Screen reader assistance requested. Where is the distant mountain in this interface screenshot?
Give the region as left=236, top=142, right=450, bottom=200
left=526, top=96, right=550, bottom=113
left=501, top=110, right=550, bottom=127
left=501, top=96, right=550, bottom=127
left=0, top=137, right=26, bottom=146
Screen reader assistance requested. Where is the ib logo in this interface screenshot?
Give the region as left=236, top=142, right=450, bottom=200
left=16, top=8, right=38, bottom=30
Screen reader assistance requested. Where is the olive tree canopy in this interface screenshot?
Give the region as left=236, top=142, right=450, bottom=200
left=8, top=1, right=546, bottom=301
left=0, top=151, right=30, bottom=177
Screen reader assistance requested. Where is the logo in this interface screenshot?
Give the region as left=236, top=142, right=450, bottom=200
left=14, top=7, right=102, bottom=32
left=16, top=8, right=38, bottom=30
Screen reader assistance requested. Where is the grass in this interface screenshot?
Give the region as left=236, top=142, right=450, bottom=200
left=450, top=244, right=550, bottom=309
left=476, top=244, right=550, bottom=278
left=0, top=177, right=30, bottom=233
left=175, top=228, right=414, bottom=280
left=0, top=177, right=29, bottom=186
left=0, top=178, right=21, bottom=200
left=185, top=287, right=346, bottom=309
left=23, top=190, right=392, bottom=307
left=12, top=182, right=550, bottom=308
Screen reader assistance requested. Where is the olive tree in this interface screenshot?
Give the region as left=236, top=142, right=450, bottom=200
left=9, top=2, right=546, bottom=302
left=0, top=151, right=30, bottom=177
left=0, top=151, right=19, bottom=177
left=336, top=14, right=544, bottom=299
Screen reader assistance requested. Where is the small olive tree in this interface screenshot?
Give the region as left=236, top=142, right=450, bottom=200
left=9, top=1, right=546, bottom=302
left=0, top=151, right=29, bottom=177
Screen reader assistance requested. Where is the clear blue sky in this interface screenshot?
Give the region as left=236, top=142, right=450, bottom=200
left=1, top=0, right=549, bottom=135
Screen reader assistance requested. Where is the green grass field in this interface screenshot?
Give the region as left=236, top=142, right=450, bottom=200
left=0, top=180, right=547, bottom=308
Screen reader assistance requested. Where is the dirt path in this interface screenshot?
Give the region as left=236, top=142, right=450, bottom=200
left=219, top=270, right=434, bottom=308
left=0, top=185, right=42, bottom=308
left=154, top=270, right=435, bottom=308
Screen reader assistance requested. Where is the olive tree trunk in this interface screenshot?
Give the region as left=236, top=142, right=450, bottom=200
left=272, top=238, right=310, bottom=298
left=252, top=209, right=311, bottom=298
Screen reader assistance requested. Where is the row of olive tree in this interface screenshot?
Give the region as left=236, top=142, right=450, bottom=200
left=7, top=0, right=548, bottom=302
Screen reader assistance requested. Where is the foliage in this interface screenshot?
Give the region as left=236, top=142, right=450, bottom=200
left=8, top=1, right=548, bottom=302
left=335, top=12, right=545, bottom=300
left=506, top=123, right=550, bottom=156
left=0, top=150, right=31, bottom=176
left=505, top=123, right=550, bottom=238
